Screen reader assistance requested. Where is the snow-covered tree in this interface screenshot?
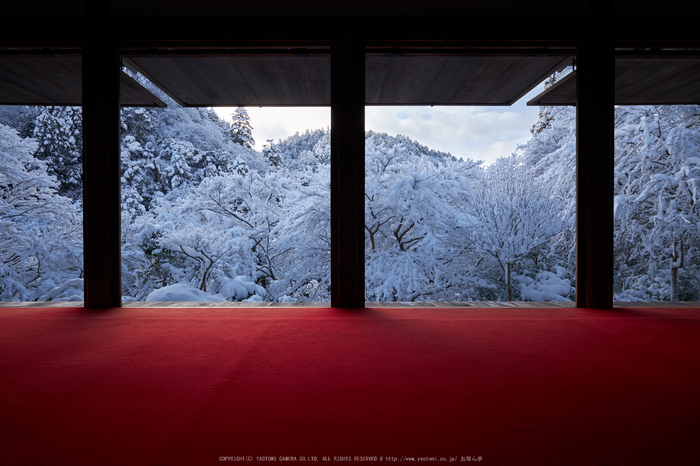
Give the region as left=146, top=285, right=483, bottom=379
left=466, top=156, right=565, bottom=301
left=274, top=128, right=328, bottom=168
left=32, top=106, right=83, bottom=201
left=614, top=105, right=700, bottom=301
left=0, top=105, right=39, bottom=139
left=6, top=72, right=698, bottom=305
left=262, top=138, right=282, bottom=167
left=129, top=169, right=291, bottom=300
left=0, top=124, right=82, bottom=301
left=230, top=107, right=255, bottom=149
left=270, top=163, right=331, bottom=301
left=518, top=73, right=577, bottom=275
left=364, top=134, right=478, bottom=301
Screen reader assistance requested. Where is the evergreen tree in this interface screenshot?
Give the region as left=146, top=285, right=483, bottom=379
left=262, top=139, right=282, bottom=167
left=32, top=106, right=83, bottom=201
left=230, top=107, right=255, bottom=149
left=0, top=105, right=40, bottom=139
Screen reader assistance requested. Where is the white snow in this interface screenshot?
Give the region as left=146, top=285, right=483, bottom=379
left=5, top=94, right=700, bottom=304
left=517, top=271, right=573, bottom=302
left=215, top=276, right=265, bottom=300
left=38, top=278, right=84, bottom=302
left=242, top=294, right=264, bottom=302
left=145, top=283, right=226, bottom=302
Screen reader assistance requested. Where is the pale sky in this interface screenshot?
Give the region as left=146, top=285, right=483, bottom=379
left=215, top=82, right=545, bottom=166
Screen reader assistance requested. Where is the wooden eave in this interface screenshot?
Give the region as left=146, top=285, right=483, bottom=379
left=0, top=55, right=166, bottom=107
left=528, top=56, right=700, bottom=106
left=366, top=54, right=571, bottom=106
left=123, top=55, right=330, bottom=107
left=123, top=53, right=572, bottom=107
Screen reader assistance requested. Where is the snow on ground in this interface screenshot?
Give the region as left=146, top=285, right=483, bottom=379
left=37, top=278, right=84, bottom=302
left=145, top=283, right=227, bottom=302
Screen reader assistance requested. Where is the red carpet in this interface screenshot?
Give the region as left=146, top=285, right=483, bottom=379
left=1, top=306, right=699, bottom=465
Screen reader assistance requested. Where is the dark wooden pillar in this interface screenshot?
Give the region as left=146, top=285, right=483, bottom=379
left=82, top=17, right=122, bottom=308
left=576, top=39, right=615, bottom=309
left=330, top=39, right=365, bottom=308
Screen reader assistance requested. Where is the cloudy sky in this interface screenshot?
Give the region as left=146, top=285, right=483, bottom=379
left=215, top=82, right=545, bottom=166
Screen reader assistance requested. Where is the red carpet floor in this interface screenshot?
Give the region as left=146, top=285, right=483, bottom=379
left=1, top=306, right=699, bottom=465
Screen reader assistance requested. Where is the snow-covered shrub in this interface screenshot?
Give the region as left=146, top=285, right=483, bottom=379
left=1, top=123, right=82, bottom=301
left=145, top=283, right=226, bottom=302
left=516, top=267, right=574, bottom=302
left=37, top=278, right=84, bottom=302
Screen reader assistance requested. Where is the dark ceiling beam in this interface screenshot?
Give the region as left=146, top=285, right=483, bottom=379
left=7, top=0, right=696, bottom=18
left=121, top=47, right=577, bottom=57
left=3, top=12, right=700, bottom=45
left=366, top=48, right=576, bottom=56
left=1, top=15, right=587, bottom=45
left=106, top=0, right=590, bottom=17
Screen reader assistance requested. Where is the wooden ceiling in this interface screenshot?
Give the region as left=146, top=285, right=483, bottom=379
left=366, top=55, right=570, bottom=105
left=0, top=56, right=166, bottom=107
left=9, top=52, right=697, bottom=108
left=527, top=57, right=700, bottom=106
left=123, top=56, right=330, bottom=107
left=123, top=54, right=572, bottom=107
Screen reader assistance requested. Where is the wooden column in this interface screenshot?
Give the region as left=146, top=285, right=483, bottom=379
left=82, top=21, right=122, bottom=308
left=330, top=39, right=365, bottom=308
left=576, top=39, right=615, bottom=309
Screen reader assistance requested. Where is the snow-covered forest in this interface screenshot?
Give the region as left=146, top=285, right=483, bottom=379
left=1, top=70, right=699, bottom=303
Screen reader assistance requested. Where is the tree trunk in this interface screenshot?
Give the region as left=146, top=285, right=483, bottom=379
left=671, top=266, right=679, bottom=302
left=670, top=239, right=684, bottom=302
left=506, top=262, right=513, bottom=302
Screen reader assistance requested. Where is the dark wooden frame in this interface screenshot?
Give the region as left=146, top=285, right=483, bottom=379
left=81, top=38, right=617, bottom=309
left=4, top=9, right=697, bottom=309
